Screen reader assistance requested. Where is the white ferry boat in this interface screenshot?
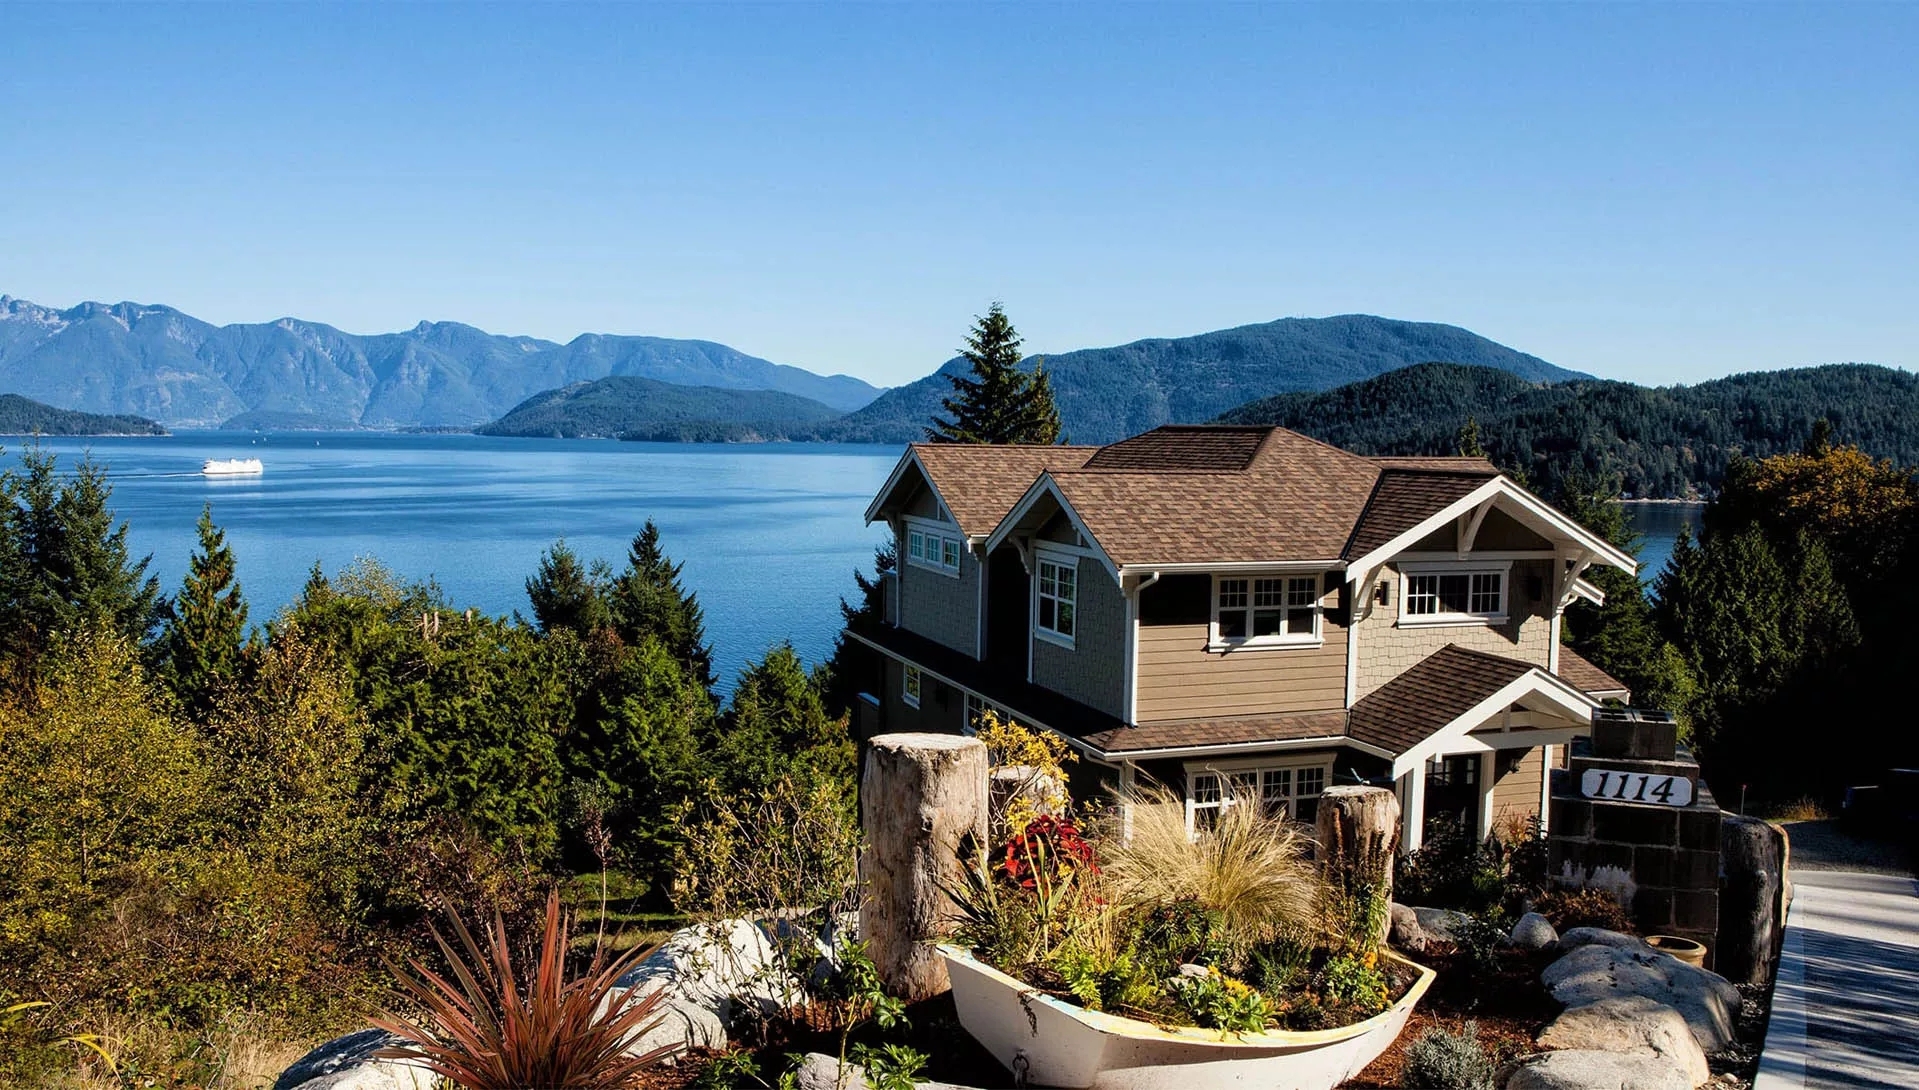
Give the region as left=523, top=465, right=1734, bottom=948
left=201, top=458, right=264, bottom=477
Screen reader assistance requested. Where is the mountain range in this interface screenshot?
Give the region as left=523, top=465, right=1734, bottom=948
left=819, top=314, right=1586, bottom=444
left=477, top=376, right=843, bottom=442
left=0, top=295, right=882, bottom=428
left=0, top=393, right=168, bottom=436
left=1221, top=361, right=1919, bottom=499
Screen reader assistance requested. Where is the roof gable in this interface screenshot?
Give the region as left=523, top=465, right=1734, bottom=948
left=867, top=443, right=1096, bottom=539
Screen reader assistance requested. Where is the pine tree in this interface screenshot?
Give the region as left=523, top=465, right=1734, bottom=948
left=819, top=540, right=897, bottom=718
left=526, top=539, right=612, bottom=635
left=713, top=643, right=853, bottom=795
left=1, top=449, right=161, bottom=666
left=608, top=520, right=714, bottom=688
left=1457, top=416, right=1486, bottom=458
left=927, top=303, right=1063, bottom=444
left=159, top=505, right=252, bottom=718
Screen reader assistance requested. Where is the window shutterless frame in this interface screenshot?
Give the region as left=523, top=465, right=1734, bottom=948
left=1210, top=573, right=1323, bottom=649
left=902, top=664, right=922, bottom=708
left=1185, top=756, right=1334, bottom=833
left=1034, top=550, right=1077, bottom=647
left=1396, top=561, right=1512, bottom=626
left=902, top=516, right=962, bottom=577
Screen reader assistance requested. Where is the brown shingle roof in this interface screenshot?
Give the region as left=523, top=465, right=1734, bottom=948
left=1045, top=428, right=1386, bottom=566
left=1555, top=647, right=1630, bottom=699
left=1343, top=469, right=1497, bottom=561
left=1347, top=644, right=1536, bottom=754
left=1083, top=425, right=1271, bottom=472
left=908, top=444, right=1097, bottom=537
left=1082, top=710, right=1349, bottom=755
left=1370, top=456, right=1501, bottom=473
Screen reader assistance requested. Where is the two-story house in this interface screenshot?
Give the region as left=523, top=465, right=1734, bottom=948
left=847, top=424, right=1635, bottom=851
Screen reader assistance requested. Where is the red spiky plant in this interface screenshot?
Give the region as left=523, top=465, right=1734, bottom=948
left=374, top=889, right=676, bottom=1089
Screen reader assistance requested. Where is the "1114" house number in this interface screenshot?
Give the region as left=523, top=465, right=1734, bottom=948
left=1579, top=768, right=1694, bottom=808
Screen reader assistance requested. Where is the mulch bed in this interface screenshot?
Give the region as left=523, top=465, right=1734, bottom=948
left=1341, top=944, right=1562, bottom=1088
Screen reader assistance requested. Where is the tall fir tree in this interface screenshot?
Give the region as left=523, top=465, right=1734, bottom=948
left=927, top=303, right=1064, bottom=444
left=818, top=540, right=897, bottom=719
left=608, top=520, right=714, bottom=688
left=1, top=449, right=162, bottom=670
left=159, top=505, right=251, bottom=718
left=526, top=539, right=613, bottom=635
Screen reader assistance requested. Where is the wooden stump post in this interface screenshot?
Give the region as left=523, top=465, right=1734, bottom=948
left=1718, top=813, right=1788, bottom=986
left=1315, top=785, right=1401, bottom=946
left=860, top=732, right=989, bottom=1001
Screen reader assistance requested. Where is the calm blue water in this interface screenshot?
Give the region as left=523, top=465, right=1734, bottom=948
left=10, top=433, right=1701, bottom=690
left=21, top=433, right=901, bottom=691
left=1623, top=502, right=1706, bottom=590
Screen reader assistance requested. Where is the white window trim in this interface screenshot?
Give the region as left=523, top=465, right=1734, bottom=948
left=902, top=664, right=922, bottom=708
left=903, top=515, right=962, bottom=578
left=1183, top=754, right=1335, bottom=834
left=1033, top=548, right=1078, bottom=649
left=1208, top=572, right=1326, bottom=652
left=1396, top=561, right=1513, bottom=628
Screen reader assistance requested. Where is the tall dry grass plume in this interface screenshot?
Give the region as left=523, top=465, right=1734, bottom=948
left=1098, top=782, right=1321, bottom=955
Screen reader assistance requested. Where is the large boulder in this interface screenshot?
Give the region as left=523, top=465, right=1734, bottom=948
left=1541, top=942, right=1741, bottom=1053
left=617, top=918, right=807, bottom=1023
left=1389, top=903, right=1430, bottom=953
left=1556, top=927, right=1652, bottom=954
left=1536, top=996, right=1712, bottom=1088
left=272, top=1030, right=433, bottom=1090
left=1505, top=1049, right=1692, bottom=1090
left=1412, top=906, right=1473, bottom=943
left=1510, top=912, right=1559, bottom=951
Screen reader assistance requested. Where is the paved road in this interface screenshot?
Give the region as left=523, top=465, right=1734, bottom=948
left=1755, top=869, right=1919, bottom=1090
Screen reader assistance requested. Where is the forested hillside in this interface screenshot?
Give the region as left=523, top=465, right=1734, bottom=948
left=819, top=314, right=1583, bottom=444
left=1219, top=362, right=1919, bottom=498
left=477, top=375, right=843, bottom=440
left=0, top=392, right=166, bottom=435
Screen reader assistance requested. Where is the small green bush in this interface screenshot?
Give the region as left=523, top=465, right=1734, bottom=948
left=1319, top=953, right=1389, bottom=1014
left=1169, top=971, right=1274, bottom=1035
left=1403, top=1021, right=1496, bottom=1090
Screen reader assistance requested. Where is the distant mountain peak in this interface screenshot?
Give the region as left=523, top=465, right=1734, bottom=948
left=0, top=293, right=885, bottom=426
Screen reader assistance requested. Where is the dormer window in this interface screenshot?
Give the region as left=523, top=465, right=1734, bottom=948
left=1211, top=574, right=1322, bottom=649
left=904, top=517, right=961, bottom=576
left=1398, top=563, right=1509, bottom=626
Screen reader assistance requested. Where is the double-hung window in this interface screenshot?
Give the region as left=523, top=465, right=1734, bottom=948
left=1187, top=760, right=1331, bottom=832
left=905, top=521, right=961, bottom=576
left=1213, top=574, right=1321, bottom=647
left=1035, top=554, right=1077, bottom=645
left=1399, top=564, right=1508, bottom=625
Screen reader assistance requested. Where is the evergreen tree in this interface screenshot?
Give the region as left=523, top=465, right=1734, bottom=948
left=927, top=303, right=1063, bottom=444
left=526, top=539, right=612, bottom=635
left=712, top=643, right=854, bottom=796
left=818, top=540, right=897, bottom=719
left=159, top=505, right=251, bottom=719
left=0, top=449, right=161, bottom=666
left=608, top=520, right=714, bottom=688
left=1457, top=416, right=1486, bottom=458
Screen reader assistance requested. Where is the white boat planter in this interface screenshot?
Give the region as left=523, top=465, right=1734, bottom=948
left=939, top=945, right=1435, bottom=1090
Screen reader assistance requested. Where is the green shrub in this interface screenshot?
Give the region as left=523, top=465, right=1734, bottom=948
left=1318, top=953, right=1389, bottom=1014
left=1169, top=971, right=1274, bottom=1036
left=1534, top=887, right=1634, bottom=934
left=1402, top=1021, right=1496, bottom=1090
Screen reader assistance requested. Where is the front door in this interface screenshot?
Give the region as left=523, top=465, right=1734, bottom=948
left=1422, top=754, right=1482, bottom=842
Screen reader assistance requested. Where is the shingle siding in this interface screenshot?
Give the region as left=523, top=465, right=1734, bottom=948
left=897, top=527, right=980, bottom=657
left=1029, top=555, right=1125, bottom=718
left=1353, top=559, right=1555, bottom=699
left=881, top=656, right=967, bottom=735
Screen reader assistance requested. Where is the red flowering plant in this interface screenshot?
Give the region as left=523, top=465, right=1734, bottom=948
left=999, top=814, right=1098, bottom=890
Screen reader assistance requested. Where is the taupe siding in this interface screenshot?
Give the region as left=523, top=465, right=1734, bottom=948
left=1028, top=555, right=1126, bottom=718
left=1489, top=745, right=1545, bottom=831
left=897, top=527, right=980, bottom=657
left=1134, top=581, right=1349, bottom=723
left=1353, top=559, right=1555, bottom=698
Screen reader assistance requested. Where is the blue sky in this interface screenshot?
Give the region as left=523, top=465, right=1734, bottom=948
left=1, top=2, right=1912, bottom=388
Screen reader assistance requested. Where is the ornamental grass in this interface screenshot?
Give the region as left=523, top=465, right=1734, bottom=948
left=374, top=889, right=675, bottom=1090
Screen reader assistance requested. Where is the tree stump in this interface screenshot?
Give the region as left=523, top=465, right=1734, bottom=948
left=860, top=732, right=989, bottom=1001
left=1717, top=814, right=1788, bottom=986
left=1315, top=785, right=1401, bottom=946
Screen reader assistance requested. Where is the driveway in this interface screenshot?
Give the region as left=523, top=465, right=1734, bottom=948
left=1754, top=869, right=1919, bottom=1090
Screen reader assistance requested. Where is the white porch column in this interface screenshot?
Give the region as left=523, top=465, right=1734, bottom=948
left=1538, top=744, right=1554, bottom=833
left=1401, top=761, right=1427, bottom=853
left=1477, top=750, right=1498, bottom=840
